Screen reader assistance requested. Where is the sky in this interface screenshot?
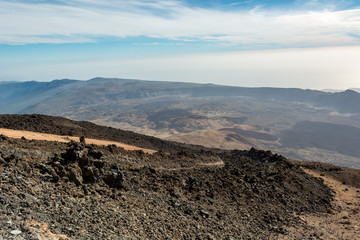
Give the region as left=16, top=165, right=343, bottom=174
left=0, top=0, right=360, bottom=89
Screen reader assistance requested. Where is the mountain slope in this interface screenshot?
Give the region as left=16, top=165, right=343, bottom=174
left=0, top=114, right=198, bottom=152
left=0, top=115, right=336, bottom=239
left=0, top=79, right=84, bottom=114
left=1, top=78, right=360, bottom=168
left=315, top=89, right=360, bottom=113
left=1, top=78, right=360, bottom=114
left=281, top=121, right=360, bottom=158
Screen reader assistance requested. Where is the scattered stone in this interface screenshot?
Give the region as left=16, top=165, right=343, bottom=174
left=102, top=169, right=124, bottom=189
left=80, top=136, right=86, bottom=144
left=0, top=116, right=337, bottom=240
left=10, top=229, right=22, bottom=235
left=200, top=209, right=210, bottom=218
left=0, top=134, right=9, bottom=140
left=339, top=220, right=351, bottom=225
left=326, top=208, right=334, bottom=214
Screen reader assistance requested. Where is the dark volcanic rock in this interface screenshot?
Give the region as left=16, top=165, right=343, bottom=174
left=0, top=114, right=200, bottom=152
left=102, top=168, right=125, bottom=189
left=0, top=116, right=335, bottom=239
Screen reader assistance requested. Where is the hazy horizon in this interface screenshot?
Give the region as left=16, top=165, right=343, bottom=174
left=1, top=0, right=360, bottom=89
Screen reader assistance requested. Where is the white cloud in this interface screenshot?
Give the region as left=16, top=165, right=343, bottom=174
left=0, top=0, right=360, bottom=47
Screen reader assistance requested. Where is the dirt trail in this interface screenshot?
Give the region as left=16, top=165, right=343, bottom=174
left=155, top=160, right=224, bottom=171
left=0, top=128, right=156, bottom=154
left=283, top=168, right=360, bottom=240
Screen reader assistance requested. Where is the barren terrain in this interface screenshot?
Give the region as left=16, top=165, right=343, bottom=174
left=2, top=115, right=356, bottom=239
left=1, top=78, right=360, bottom=169
left=282, top=169, right=360, bottom=239
left=0, top=128, right=156, bottom=154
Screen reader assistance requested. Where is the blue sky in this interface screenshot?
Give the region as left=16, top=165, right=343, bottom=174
left=1, top=0, right=360, bottom=89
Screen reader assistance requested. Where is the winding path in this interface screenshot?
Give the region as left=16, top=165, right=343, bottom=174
left=155, top=160, right=224, bottom=171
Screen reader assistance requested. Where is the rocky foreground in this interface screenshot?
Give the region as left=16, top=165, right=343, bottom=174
left=0, top=130, right=334, bottom=239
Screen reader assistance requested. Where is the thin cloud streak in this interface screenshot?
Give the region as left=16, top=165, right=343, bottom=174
left=0, top=0, right=360, bottom=47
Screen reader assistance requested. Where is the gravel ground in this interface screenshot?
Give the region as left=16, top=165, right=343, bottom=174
left=0, top=134, right=333, bottom=239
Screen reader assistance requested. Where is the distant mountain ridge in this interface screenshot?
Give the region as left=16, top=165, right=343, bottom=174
left=0, top=79, right=84, bottom=114
left=1, top=77, right=360, bottom=114
left=351, top=88, right=360, bottom=93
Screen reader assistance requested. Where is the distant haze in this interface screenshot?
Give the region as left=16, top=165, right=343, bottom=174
left=2, top=46, right=360, bottom=90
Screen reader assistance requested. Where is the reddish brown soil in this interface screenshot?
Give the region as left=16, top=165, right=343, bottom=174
left=294, top=160, right=360, bottom=188
left=0, top=128, right=156, bottom=154
left=281, top=169, right=360, bottom=240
